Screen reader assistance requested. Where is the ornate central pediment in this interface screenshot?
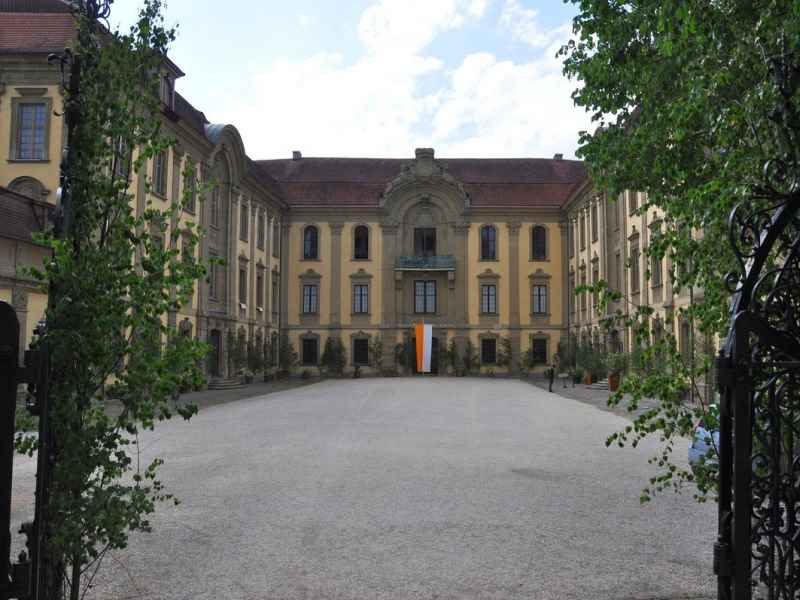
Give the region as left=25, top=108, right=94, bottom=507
left=379, top=148, right=470, bottom=211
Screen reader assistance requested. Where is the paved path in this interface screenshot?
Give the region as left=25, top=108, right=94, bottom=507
left=11, top=378, right=715, bottom=600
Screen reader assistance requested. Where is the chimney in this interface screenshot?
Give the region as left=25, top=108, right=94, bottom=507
left=553, top=153, right=563, bottom=160
left=415, top=147, right=434, bottom=161
left=292, top=150, right=302, bottom=161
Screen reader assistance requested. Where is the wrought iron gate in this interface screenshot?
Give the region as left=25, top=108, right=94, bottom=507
left=715, top=48, right=800, bottom=599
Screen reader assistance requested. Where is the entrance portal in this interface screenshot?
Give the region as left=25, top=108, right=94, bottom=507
left=410, top=336, right=439, bottom=374
left=208, top=329, right=222, bottom=377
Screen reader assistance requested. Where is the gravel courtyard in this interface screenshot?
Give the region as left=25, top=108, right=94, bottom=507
left=12, top=377, right=716, bottom=600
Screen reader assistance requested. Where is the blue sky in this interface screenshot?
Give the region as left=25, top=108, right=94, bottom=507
left=110, top=0, right=591, bottom=160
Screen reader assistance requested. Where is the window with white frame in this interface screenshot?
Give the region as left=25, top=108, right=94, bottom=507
left=352, top=284, right=369, bottom=314
left=302, top=284, right=319, bottom=314
left=480, top=284, right=497, bottom=314
left=532, top=284, right=547, bottom=314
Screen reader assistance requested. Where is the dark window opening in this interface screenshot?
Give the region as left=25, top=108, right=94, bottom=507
left=302, top=338, right=318, bottom=366
left=303, top=226, right=319, bottom=260
left=480, top=226, right=496, bottom=260
left=414, top=228, right=436, bottom=257
left=353, top=338, right=369, bottom=366
left=532, top=338, right=548, bottom=364
left=354, top=225, right=369, bottom=259
left=481, top=338, right=497, bottom=365
left=532, top=226, right=547, bottom=260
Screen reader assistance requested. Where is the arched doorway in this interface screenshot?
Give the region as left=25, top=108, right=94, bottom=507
left=208, top=329, right=222, bottom=377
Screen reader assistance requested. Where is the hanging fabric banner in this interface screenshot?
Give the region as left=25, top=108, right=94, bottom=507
left=415, top=323, right=433, bottom=373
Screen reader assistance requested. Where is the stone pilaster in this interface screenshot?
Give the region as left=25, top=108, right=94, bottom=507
left=329, top=222, right=344, bottom=328
left=507, top=221, right=521, bottom=372
left=11, top=288, right=28, bottom=361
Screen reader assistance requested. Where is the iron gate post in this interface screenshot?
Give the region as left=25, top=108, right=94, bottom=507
left=0, top=302, right=20, bottom=600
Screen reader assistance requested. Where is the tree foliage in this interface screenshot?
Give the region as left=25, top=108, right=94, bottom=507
left=17, top=1, right=209, bottom=596
left=320, top=336, right=346, bottom=377
left=560, top=0, right=800, bottom=501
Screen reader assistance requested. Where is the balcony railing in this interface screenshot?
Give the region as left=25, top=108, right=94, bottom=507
left=395, top=255, right=456, bottom=271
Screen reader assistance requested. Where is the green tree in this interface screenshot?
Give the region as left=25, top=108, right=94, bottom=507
left=497, top=337, right=513, bottom=370
left=16, top=2, right=208, bottom=596
left=278, top=333, right=298, bottom=372
left=560, top=0, right=800, bottom=501
left=320, top=336, right=346, bottom=377
left=442, top=338, right=460, bottom=375
left=462, top=340, right=479, bottom=375
left=368, top=335, right=383, bottom=372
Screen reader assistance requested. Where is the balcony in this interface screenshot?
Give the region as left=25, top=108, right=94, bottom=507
left=395, top=255, right=456, bottom=271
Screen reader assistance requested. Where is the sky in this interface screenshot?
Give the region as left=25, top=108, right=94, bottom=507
left=109, top=0, right=592, bottom=160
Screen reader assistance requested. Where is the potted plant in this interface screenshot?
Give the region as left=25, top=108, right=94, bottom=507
left=606, top=353, right=627, bottom=392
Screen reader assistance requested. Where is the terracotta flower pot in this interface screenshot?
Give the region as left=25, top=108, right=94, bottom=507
left=583, top=373, right=593, bottom=385
left=609, top=372, right=621, bottom=392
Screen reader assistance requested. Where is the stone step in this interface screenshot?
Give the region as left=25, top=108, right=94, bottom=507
left=208, top=378, right=244, bottom=390
left=586, top=379, right=609, bottom=390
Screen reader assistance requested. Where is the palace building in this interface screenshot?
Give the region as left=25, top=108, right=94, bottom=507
left=0, top=0, right=697, bottom=378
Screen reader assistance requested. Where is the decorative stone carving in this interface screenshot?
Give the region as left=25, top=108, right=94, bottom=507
left=11, top=288, right=27, bottom=309
left=379, top=151, right=471, bottom=210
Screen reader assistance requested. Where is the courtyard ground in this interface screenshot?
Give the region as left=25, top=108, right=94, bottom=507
left=11, top=377, right=715, bottom=600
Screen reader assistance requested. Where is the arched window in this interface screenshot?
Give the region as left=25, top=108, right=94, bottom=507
left=8, top=176, right=46, bottom=200
left=303, top=226, right=319, bottom=260
left=531, top=225, right=547, bottom=260
left=354, top=225, right=369, bottom=260
left=480, top=225, right=496, bottom=260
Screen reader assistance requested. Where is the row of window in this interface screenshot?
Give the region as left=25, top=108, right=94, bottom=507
left=301, top=224, right=550, bottom=262
left=299, top=280, right=549, bottom=316
left=297, top=336, right=549, bottom=368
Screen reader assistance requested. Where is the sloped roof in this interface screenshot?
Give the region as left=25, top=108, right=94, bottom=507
left=0, top=186, right=52, bottom=244
left=0, top=11, right=74, bottom=52
left=257, top=157, right=587, bottom=208
left=0, top=0, right=72, bottom=12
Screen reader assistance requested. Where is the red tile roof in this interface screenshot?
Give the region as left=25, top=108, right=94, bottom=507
left=256, top=157, right=587, bottom=208
left=0, top=186, right=52, bottom=244
left=0, top=12, right=75, bottom=52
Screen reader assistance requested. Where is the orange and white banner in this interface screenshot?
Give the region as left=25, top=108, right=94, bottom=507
left=415, top=323, right=433, bottom=373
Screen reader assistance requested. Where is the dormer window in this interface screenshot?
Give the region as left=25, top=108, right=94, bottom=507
left=160, top=75, right=175, bottom=110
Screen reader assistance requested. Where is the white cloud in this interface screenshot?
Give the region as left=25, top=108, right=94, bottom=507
left=499, top=0, right=565, bottom=48
left=430, top=43, right=592, bottom=158
left=222, top=0, right=589, bottom=160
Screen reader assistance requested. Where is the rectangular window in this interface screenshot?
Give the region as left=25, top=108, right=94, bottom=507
left=568, top=222, right=574, bottom=258
left=414, top=280, right=436, bottom=314
left=569, top=276, right=575, bottom=314
left=257, top=213, right=265, bottom=248
left=302, top=284, right=318, bottom=314
left=353, top=338, right=369, bottom=366
left=532, top=284, right=547, bottom=314
left=302, top=338, right=318, bottom=366
left=615, top=252, right=622, bottom=292
left=15, top=102, right=47, bottom=160
left=211, top=187, right=220, bottom=227
left=580, top=272, right=587, bottom=312
left=480, top=284, right=497, bottom=314
left=256, top=273, right=264, bottom=308
left=153, top=150, right=168, bottom=196
left=414, top=228, right=436, bottom=257
left=531, top=338, right=548, bottom=364
left=579, top=214, right=586, bottom=249
left=352, top=284, right=369, bottom=314
left=239, top=268, right=247, bottom=305
left=651, top=254, right=662, bottom=287
left=184, top=166, right=196, bottom=213
left=630, top=242, right=640, bottom=293
left=272, top=221, right=280, bottom=257
left=240, top=204, right=249, bottom=241
left=629, top=191, right=638, bottom=215
left=209, top=253, right=218, bottom=300
left=114, top=137, right=131, bottom=180
left=481, top=338, right=497, bottom=365
left=591, top=204, right=598, bottom=242
left=272, top=278, right=279, bottom=318
left=592, top=263, right=600, bottom=308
